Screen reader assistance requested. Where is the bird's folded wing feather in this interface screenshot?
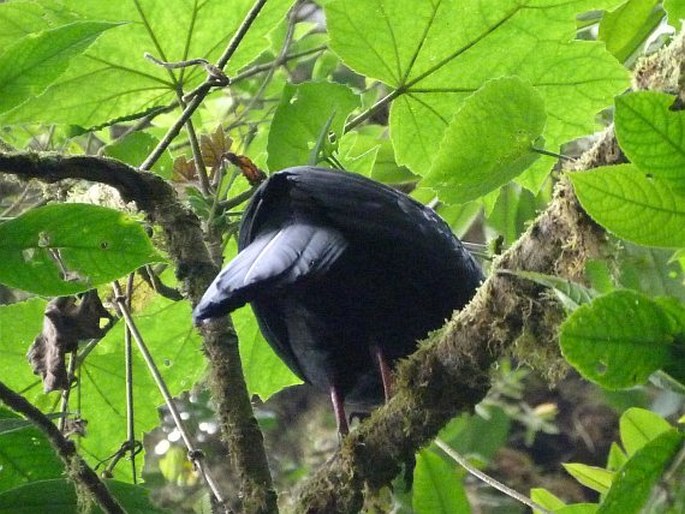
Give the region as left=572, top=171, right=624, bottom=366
left=193, top=222, right=347, bottom=322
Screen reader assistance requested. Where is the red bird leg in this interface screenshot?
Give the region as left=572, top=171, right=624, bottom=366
left=330, top=385, right=349, bottom=435
left=372, top=345, right=393, bottom=401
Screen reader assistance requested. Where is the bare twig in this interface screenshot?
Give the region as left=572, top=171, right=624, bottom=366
left=435, top=438, right=551, bottom=514
left=123, top=273, right=138, bottom=483
left=111, top=280, right=228, bottom=511
left=0, top=380, right=125, bottom=514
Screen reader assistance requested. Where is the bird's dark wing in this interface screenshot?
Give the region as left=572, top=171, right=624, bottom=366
left=242, top=167, right=462, bottom=256
left=193, top=222, right=347, bottom=323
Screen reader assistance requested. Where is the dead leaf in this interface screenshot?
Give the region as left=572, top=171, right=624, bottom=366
left=27, top=291, right=112, bottom=392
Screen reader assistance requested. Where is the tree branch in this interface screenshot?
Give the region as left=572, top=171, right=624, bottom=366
left=0, top=380, right=125, bottom=513
left=0, top=152, right=277, bottom=513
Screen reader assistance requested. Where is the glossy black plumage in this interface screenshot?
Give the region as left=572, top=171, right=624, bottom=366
left=193, top=166, right=483, bottom=417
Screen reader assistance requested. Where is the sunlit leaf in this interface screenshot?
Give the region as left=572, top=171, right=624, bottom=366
left=0, top=204, right=164, bottom=295
left=421, top=76, right=544, bottom=203
left=326, top=0, right=629, bottom=186
left=569, top=164, right=685, bottom=248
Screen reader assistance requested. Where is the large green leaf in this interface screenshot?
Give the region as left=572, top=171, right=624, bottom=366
left=598, top=0, right=663, bottom=63
left=0, top=478, right=170, bottom=513
left=569, top=164, right=685, bottom=248
left=267, top=81, right=360, bottom=171
left=0, top=204, right=164, bottom=295
left=599, top=430, right=684, bottom=514
left=421, top=76, right=544, bottom=203
left=78, top=296, right=205, bottom=481
left=615, top=91, right=685, bottom=193
left=665, top=0, right=685, bottom=28
left=559, top=290, right=678, bottom=389
left=0, top=408, right=64, bottom=491
left=0, top=0, right=81, bottom=48
left=2, top=0, right=293, bottom=129
left=326, top=0, right=629, bottom=184
left=0, top=299, right=47, bottom=393
left=619, top=407, right=673, bottom=456
left=413, top=450, right=470, bottom=514
left=0, top=21, right=118, bottom=114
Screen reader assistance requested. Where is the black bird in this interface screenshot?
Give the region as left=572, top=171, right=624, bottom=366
left=193, top=166, right=483, bottom=433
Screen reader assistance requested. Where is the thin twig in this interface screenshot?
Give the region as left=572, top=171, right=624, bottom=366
left=111, top=281, right=228, bottom=511
left=0, top=380, right=125, bottom=514
left=435, top=438, right=552, bottom=514
left=124, top=273, right=138, bottom=483
left=140, top=0, right=268, bottom=171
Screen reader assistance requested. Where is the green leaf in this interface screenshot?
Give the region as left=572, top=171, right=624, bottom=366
left=0, top=299, right=47, bottom=393
left=267, top=81, right=359, bottom=171
left=559, top=290, right=675, bottom=389
left=326, top=0, right=629, bottom=178
left=619, top=407, right=673, bottom=456
left=569, top=164, right=685, bottom=248
left=233, top=305, right=302, bottom=401
left=0, top=204, right=164, bottom=296
left=665, top=0, right=685, bottom=28
left=618, top=243, right=685, bottom=302
left=504, top=270, right=597, bottom=311
left=78, top=296, right=205, bottom=481
left=2, top=0, right=293, bottom=129
left=0, top=408, right=64, bottom=491
left=599, top=430, right=684, bottom=514
left=0, top=478, right=171, bottom=513
left=0, top=1, right=81, bottom=48
left=413, top=450, right=470, bottom=514
left=562, top=463, right=613, bottom=495
left=607, top=442, right=628, bottom=471
left=485, top=183, right=539, bottom=246
left=598, top=0, right=663, bottom=63
left=615, top=92, right=685, bottom=193
left=421, top=77, right=545, bottom=203
left=530, top=488, right=566, bottom=511
left=0, top=21, right=119, bottom=115
left=104, top=132, right=172, bottom=179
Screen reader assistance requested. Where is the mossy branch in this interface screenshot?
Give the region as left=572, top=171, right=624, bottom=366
left=0, top=153, right=276, bottom=513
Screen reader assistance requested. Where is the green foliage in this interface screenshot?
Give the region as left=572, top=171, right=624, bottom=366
left=0, top=408, right=64, bottom=491
left=0, top=0, right=292, bottom=128
left=326, top=0, right=629, bottom=189
left=570, top=164, right=685, bottom=248
left=599, top=0, right=663, bottom=63
left=544, top=408, right=685, bottom=514
left=413, top=450, right=470, bottom=514
left=267, top=81, right=359, bottom=170
left=615, top=91, right=685, bottom=193
left=560, top=289, right=684, bottom=388
left=0, top=21, right=119, bottom=115
left=421, top=76, right=545, bottom=203
left=0, top=203, right=164, bottom=295
left=0, top=0, right=683, bottom=512
left=0, top=478, right=171, bottom=513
